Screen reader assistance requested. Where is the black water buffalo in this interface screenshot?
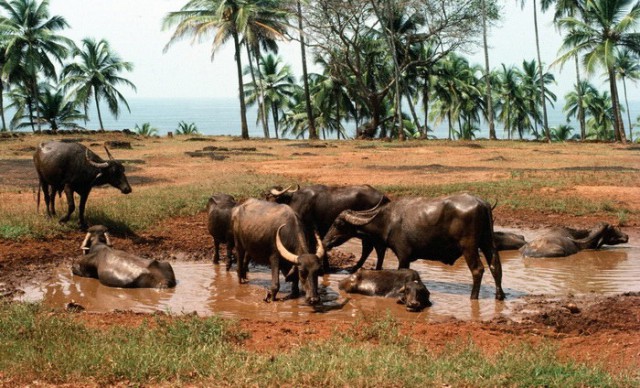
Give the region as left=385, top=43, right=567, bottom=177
left=323, top=193, right=505, bottom=300
left=494, top=231, right=527, bottom=251
left=231, top=198, right=324, bottom=305
left=339, top=268, right=431, bottom=311
left=72, top=225, right=176, bottom=288
left=266, top=184, right=389, bottom=272
left=206, top=193, right=237, bottom=269
left=34, top=141, right=132, bottom=229
left=520, top=222, right=628, bottom=258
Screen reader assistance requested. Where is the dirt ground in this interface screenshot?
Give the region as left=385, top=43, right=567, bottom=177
left=1, top=133, right=639, bottom=375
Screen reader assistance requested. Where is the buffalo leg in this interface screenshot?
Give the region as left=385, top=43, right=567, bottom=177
left=225, top=241, right=235, bottom=271
left=480, top=244, right=505, bottom=300
left=236, top=245, right=249, bottom=284
left=59, top=186, right=75, bottom=224
left=283, top=265, right=300, bottom=300
left=265, top=256, right=280, bottom=302
left=41, top=181, right=53, bottom=217
left=373, top=242, right=386, bottom=270
left=77, top=192, right=90, bottom=229
left=463, top=248, right=485, bottom=300
left=212, top=240, right=221, bottom=264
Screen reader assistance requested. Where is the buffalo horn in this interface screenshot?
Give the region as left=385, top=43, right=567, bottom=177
left=80, top=232, right=92, bottom=252
left=104, top=146, right=115, bottom=160
left=104, top=232, right=113, bottom=247
left=343, top=211, right=378, bottom=226
left=86, top=149, right=109, bottom=169
left=314, top=231, right=325, bottom=258
left=275, top=224, right=299, bottom=264
left=354, top=197, right=386, bottom=216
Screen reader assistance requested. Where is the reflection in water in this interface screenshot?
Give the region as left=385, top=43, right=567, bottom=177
left=16, top=236, right=639, bottom=322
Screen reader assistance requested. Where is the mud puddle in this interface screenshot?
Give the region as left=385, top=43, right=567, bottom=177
left=16, top=230, right=639, bottom=322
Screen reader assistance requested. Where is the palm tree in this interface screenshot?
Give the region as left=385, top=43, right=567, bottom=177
left=61, top=38, right=136, bottom=130
left=563, top=80, right=596, bottom=132
left=295, top=0, right=317, bottom=139
left=551, top=124, right=574, bottom=141
left=134, top=122, right=158, bottom=137
left=36, top=84, right=86, bottom=131
left=520, top=59, right=557, bottom=139
left=163, top=0, right=252, bottom=139
left=176, top=121, right=199, bottom=135
left=0, top=0, right=73, bottom=132
left=614, top=48, right=640, bottom=142
left=556, top=0, right=640, bottom=143
left=481, top=0, right=501, bottom=140
left=517, top=0, right=551, bottom=141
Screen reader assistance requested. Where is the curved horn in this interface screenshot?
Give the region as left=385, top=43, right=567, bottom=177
left=104, top=232, right=113, bottom=247
left=275, top=224, right=299, bottom=264
left=269, top=185, right=292, bottom=196
left=86, top=149, right=109, bottom=169
left=289, top=184, right=300, bottom=193
left=343, top=210, right=378, bottom=226
left=314, top=231, right=324, bottom=258
left=354, top=197, right=386, bottom=217
left=104, top=146, right=115, bottom=160
left=80, top=232, right=91, bottom=252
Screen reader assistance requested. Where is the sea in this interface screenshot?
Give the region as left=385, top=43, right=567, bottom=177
left=19, top=97, right=640, bottom=140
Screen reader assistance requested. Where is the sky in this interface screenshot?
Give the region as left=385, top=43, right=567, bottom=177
left=47, top=0, right=638, bottom=102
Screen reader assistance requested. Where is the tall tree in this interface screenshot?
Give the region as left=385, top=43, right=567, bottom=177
left=163, top=0, right=251, bottom=139
left=557, top=0, right=640, bottom=143
left=614, top=48, right=640, bottom=142
left=481, top=0, right=501, bottom=140
left=61, top=38, right=136, bottom=130
left=295, top=0, right=318, bottom=139
left=517, top=0, right=551, bottom=141
left=0, top=0, right=72, bottom=132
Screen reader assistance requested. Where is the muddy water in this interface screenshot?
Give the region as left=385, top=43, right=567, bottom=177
left=16, top=229, right=639, bottom=322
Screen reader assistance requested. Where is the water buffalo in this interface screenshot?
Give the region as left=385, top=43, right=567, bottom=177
left=266, top=184, right=389, bottom=272
left=323, top=193, right=505, bottom=300
left=34, top=141, right=132, bottom=229
left=72, top=225, right=176, bottom=288
left=206, top=193, right=237, bottom=269
left=520, top=222, right=629, bottom=258
left=494, top=231, right=527, bottom=251
left=231, top=198, right=324, bottom=305
left=339, top=268, right=431, bottom=311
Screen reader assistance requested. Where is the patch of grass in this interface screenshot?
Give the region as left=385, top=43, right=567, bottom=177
left=0, top=302, right=633, bottom=386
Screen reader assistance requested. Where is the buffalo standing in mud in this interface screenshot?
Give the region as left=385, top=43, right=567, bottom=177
left=231, top=198, right=324, bottom=305
left=266, top=184, right=389, bottom=272
left=206, top=193, right=237, bottom=269
left=323, top=193, right=505, bottom=300
left=339, top=268, right=431, bottom=311
left=520, top=222, right=628, bottom=258
left=72, top=225, right=176, bottom=288
left=33, top=141, right=132, bottom=229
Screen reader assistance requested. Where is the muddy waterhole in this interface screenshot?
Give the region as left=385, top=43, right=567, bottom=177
left=16, top=228, right=639, bottom=322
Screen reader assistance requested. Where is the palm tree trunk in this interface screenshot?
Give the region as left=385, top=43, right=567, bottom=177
left=575, top=55, right=586, bottom=140
left=622, top=76, right=633, bottom=142
left=233, top=30, right=249, bottom=140
left=271, top=102, right=279, bottom=139
left=404, top=90, right=421, bottom=133
left=608, top=66, right=627, bottom=143
left=422, top=75, right=430, bottom=138
left=0, top=78, right=6, bottom=131
left=297, top=1, right=317, bottom=140
left=246, top=45, right=270, bottom=138
left=532, top=0, right=549, bottom=142
left=94, top=89, right=105, bottom=129
left=482, top=0, right=496, bottom=140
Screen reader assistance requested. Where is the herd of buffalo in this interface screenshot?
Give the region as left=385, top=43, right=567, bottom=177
left=33, top=140, right=630, bottom=312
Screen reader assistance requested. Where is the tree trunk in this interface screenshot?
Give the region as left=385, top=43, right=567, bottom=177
left=233, top=30, right=250, bottom=140
left=297, top=1, right=317, bottom=140
left=422, top=75, right=430, bottom=138
left=245, top=45, right=269, bottom=138
left=608, top=66, right=626, bottom=143
left=404, top=90, right=421, bottom=135
left=532, top=0, right=550, bottom=141
left=575, top=55, right=586, bottom=140
left=622, top=76, right=633, bottom=142
left=482, top=0, right=496, bottom=140
left=94, top=88, right=105, bottom=130
left=0, top=77, right=6, bottom=131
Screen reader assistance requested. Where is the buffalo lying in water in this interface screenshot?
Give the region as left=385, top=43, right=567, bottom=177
left=206, top=193, right=237, bottom=269
left=494, top=231, right=527, bottom=251
left=323, top=193, right=505, bottom=300
left=339, top=268, right=431, bottom=311
left=72, top=225, right=176, bottom=288
left=266, top=184, right=389, bottom=272
left=520, top=222, right=629, bottom=258
left=231, top=199, right=324, bottom=305
left=34, top=141, right=132, bottom=229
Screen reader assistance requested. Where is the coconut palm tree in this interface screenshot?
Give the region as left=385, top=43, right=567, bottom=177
left=520, top=59, right=557, bottom=139
left=551, top=124, right=574, bottom=141
left=36, top=84, right=85, bottom=131
left=556, top=0, right=640, bottom=143
left=564, top=80, right=596, bottom=131
left=0, top=0, right=73, bottom=132
left=481, top=0, right=501, bottom=140
left=614, top=48, right=640, bottom=142
left=163, top=0, right=252, bottom=139
left=294, top=0, right=317, bottom=139
left=61, top=38, right=136, bottom=130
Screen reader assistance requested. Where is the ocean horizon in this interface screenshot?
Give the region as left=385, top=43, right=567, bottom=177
left=13, top=97, right=640, bottom=140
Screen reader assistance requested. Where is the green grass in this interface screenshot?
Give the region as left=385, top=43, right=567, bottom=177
left=0, top=302, right=634, bottom=387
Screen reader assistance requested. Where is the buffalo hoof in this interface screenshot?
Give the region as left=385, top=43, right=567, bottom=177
left=263, top=292, right=274, bottom=303
left=496, top=291, right=506, bottom=301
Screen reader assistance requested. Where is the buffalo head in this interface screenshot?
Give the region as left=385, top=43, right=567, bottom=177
left=265, top=184, right=299, bottom=204
left=275, top=224, right=324, bottom=305
left=86, top=147, right=132, bottom=194
left=601, top=224, right=629, bottom=246
left=80, top=225, right=113, bottom=254
left=397, top=280, right=431, bottom=312
left=323, top=205, right=381, bottom=250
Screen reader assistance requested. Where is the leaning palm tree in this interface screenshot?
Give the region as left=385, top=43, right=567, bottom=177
left=0, top=0, right=73, bottom=132
left=163, top=0, right=252, bottom=139
left=61, top=38, right=136, bottom=130
left=614, top=48, right=640, bottom=142
left=556, top=0, right=640, bottom=143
